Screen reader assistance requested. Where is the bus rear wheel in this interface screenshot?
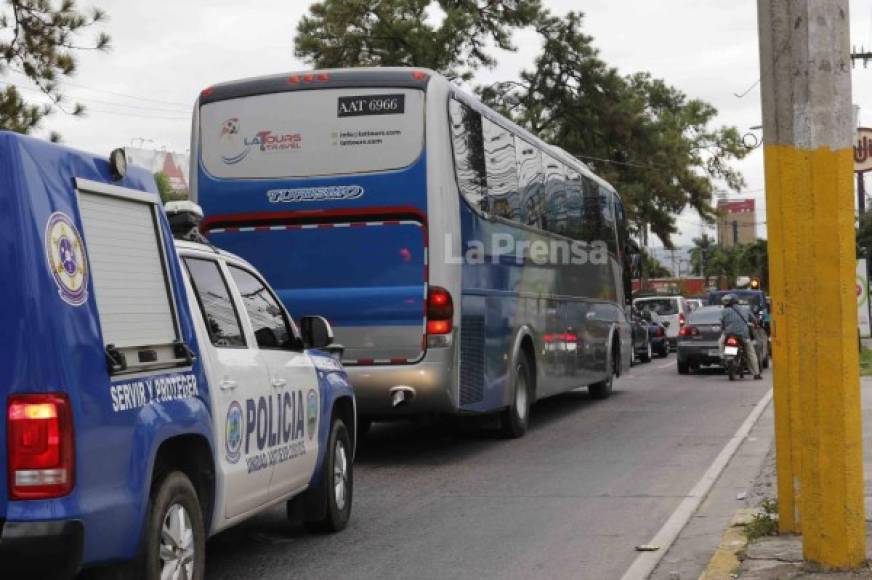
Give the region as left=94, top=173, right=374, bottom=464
left=499, top=354, right=532, bottom=438
left=589, top=347, right=617, bottom=400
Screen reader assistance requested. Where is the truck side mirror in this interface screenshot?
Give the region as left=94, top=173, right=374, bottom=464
left=300, top=315, right=334, bottom=350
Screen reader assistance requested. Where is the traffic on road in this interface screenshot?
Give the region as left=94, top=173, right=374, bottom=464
left=0, top=67, right=771, bottom=580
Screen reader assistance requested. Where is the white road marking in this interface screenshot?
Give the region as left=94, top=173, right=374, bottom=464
left=619, top=387, right=773, bottom=580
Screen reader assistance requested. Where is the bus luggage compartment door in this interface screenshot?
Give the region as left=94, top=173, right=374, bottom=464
left=208, top=220, right=426, bottom=365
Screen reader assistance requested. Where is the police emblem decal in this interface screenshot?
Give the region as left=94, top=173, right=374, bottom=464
left=225, top=401, right=243, bottom=464
left=44, top=211, right=88, bottom=306
left=306, top=389, right=318, bottom=441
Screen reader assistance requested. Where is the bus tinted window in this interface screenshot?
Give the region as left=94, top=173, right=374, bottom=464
left=449, top=100, right=487, bottom=212
left=543, top=156, right=565, bottom=235
left=600, top=186, right=618, bottom=254
left=581, top=176, right=602, bottom=243
left=516, top=138, right=544, bottom=228
left=563, top=168, right=584, bottom=239
left=200, top=88, right=424, bottom=178
left=482, top=117, right=520, bottom=220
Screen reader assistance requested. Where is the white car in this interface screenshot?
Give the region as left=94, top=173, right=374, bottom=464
left=633, top=295, right=690, bottom=350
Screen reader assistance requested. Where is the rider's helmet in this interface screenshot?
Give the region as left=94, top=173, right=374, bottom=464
left=721, top=293, right=738, bottom=306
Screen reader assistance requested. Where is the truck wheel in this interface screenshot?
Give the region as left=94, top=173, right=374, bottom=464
left=499, top=353, right=533, bottom=438
left=143, top=471, right=205, bottom=580
left=304, top=417, right=353, bottom=533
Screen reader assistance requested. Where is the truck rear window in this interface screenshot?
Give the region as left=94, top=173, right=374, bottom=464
left=199, top=88, right=424, bottom=179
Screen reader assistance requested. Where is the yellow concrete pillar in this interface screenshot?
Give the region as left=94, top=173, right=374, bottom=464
left=758, top=0, right=865, bottom=567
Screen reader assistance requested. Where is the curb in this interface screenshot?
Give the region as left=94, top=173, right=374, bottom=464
left=698, top=508, right=757, bottom=580
left=620, top=389, right=773, bottom=580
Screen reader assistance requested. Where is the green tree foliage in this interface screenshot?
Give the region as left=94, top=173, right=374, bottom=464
left=481, top=12, right=749, bottom=246
left=294, top=0, right=543, bottom=81
left=739, top=238, right=768, bottom=289
left=858, top=211, right=872, bottom=257
left=642, top=251, right=671, bottom=278
left=154, top=171, right=186, bottom=203
left=0, top=0, right=110, bottom=136
left=690, top=235, right=767, bottom=290
left=689, top=233, right=717, bottom=283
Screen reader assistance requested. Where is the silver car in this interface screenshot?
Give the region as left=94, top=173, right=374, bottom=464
left=676, top=305, right=769, bottom=374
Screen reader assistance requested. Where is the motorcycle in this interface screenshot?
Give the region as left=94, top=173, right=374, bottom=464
left=722, top=334, right=747, bottom=381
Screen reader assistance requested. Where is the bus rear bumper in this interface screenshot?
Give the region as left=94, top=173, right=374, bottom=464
left=345, top=350, right=455, bottom=419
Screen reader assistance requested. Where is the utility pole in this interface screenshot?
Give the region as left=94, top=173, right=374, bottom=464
left=758, top=0, right=865, bottom=568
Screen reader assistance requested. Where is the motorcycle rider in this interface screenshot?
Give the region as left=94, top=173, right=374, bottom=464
left=719, top=293, right=762, bottom=380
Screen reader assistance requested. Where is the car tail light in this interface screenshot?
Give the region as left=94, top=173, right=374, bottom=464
left=679, top=326, right=699, bottom=337
left=725, top=336, right=740, bottom=347
left=8, top=394, right=74, bottom=500
left=426, top=286, right=453, bottom=336
left=678, top=312, right=686, bottom=327
left=411, top=71, right=429, bottom=81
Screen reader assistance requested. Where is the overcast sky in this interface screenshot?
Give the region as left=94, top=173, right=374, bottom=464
left=11, top=0, right=872, bottom=247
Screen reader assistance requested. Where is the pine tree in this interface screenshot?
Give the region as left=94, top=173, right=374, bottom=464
left=294, top=0, right=543, bottom=81
left=0, top=0, right=110, bottom=137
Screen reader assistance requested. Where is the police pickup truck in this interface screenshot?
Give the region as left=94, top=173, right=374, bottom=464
left=0, top=132, right=356, bottom=579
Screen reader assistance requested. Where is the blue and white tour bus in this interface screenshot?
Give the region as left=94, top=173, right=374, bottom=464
left=192, top=68, right=633, bottom=437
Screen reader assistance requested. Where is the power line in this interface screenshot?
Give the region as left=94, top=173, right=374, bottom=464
left=7, top=69, right=191, bottom=109
left=0, top=80, right=190, bottom=120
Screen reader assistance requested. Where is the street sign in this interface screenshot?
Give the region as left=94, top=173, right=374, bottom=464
left=857, top=259, right=870, bottom=338
left=854, top=128, right=872, bottom=173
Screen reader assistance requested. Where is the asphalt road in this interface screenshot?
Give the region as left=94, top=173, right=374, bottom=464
left=205, top=355, right=771, bottom=580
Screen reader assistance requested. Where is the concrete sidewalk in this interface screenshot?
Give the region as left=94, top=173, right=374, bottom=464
left=725, top=377, right=872, bottom=579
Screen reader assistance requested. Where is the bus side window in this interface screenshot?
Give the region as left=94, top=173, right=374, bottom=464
left=482, top=117, right=520, bottom=220
left=581, top=176, right=602, bottom=243
left=449, top=99, right=487, bottom=212
left=543, top=155, right=566, bottom=235
left=516, top=137, right=544, bottom=229
left=564, top=168, right=584, bottom=240
left=600, top=186, right=618, bottom=255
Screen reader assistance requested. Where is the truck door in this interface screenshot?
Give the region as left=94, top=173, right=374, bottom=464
left=225, top=265, right=321, bottom=498
left=182, top=257, right=274, bottom=519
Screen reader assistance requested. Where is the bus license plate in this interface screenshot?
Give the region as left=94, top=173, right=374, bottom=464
left=724, top=346, right=739, bottom=356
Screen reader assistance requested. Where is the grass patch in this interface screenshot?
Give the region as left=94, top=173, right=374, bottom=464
left=744, top=498, right=779, bottom=542
left=861, top=348, right=872, bottom=376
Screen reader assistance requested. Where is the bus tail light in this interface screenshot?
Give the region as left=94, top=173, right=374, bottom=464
left=426, top=287, right=453, bottom=346
left=8, top=394, right=74, bottom=500
left=288, top=72, right=330, bottom=84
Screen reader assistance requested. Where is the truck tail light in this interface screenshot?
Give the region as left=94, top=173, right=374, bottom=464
left=8, top=394, right=74, bottom=500
left=426, top=286, right=453, bottom=336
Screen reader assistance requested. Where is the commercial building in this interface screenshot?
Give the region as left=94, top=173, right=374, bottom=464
left=716, top=199, right=756, bottom=248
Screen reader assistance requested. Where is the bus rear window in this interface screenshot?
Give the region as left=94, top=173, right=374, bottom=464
left=199, top=88, right=424, bottom=179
